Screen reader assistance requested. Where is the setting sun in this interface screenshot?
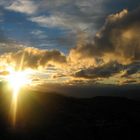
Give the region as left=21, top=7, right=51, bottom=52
left=7, top=70, right=31, bottom=93
left=6, top=68, right=32, bottom=125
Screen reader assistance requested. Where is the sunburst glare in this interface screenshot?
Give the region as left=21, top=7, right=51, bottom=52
left=6, top=67, right=32, bottom=126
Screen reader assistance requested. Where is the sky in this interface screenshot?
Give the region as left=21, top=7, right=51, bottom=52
left=0, top=0, right=140, bottom=89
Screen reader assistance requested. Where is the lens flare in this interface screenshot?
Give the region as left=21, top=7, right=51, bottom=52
left=6, top=68, right=31, bottom=126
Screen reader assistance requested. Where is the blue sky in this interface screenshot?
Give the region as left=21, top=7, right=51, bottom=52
left=0, top=8, right=73, bottom=53
left=0, top=0, right=140, bottom=54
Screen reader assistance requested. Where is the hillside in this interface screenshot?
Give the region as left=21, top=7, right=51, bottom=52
left=0, top=90, right=140, bottom=140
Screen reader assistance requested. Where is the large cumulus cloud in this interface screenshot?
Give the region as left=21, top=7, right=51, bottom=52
left=67, top=8, right=140, bottom=85
left=69, top=8, right=140, bottom=65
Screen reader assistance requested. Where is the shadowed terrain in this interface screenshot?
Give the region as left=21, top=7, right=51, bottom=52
left=0, top=86, right=140, bottom=140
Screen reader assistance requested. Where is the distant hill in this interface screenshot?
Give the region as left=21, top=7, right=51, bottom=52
left=0, top=89, right=140, bottom=140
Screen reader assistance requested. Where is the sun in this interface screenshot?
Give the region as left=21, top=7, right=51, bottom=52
left=7, top=70, right=31, bottom=93
left=6, top=68, right=32, bottom=126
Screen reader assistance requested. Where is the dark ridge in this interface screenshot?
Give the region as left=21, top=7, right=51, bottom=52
left=0, top=89, right=140, bottom=140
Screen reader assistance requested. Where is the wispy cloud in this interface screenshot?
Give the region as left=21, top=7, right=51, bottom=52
left=30, top=30, right=47, bottom=39
left=28, top=0, right=107, bottom=32
left=5, top=0, right=38, bottom=15
left=30, top=14, right=92, bottom=31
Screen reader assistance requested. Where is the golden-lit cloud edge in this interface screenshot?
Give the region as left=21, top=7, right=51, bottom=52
left=0, top=8, right=140, bottom=86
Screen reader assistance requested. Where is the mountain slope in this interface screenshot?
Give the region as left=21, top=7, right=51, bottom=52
left=0, top=90, right=140, bottom=140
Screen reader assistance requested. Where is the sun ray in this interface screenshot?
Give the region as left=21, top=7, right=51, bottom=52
left=6, top=70, right=31, bottom=126
left=5, top=52, right=32, bottom=126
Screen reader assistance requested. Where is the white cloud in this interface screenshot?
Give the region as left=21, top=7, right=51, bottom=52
left=5, top=0, right=38, bottom=15
left=0, top=42, right=24, bottom=54
left=1, top=0, right=110, bottom=33
left=30, top=14, right=92, bottom=31
left=27, top=0, right=109, bottom=34
left=31, top=30, right=47, bottom=39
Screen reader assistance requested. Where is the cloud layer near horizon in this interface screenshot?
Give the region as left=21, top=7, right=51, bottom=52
left=0, top=7, right=140, bottom=85
left=0, top=46, right=66, bottom=70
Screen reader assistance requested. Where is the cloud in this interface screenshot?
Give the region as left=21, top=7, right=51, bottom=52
left=0, top=47, right=67, bottom=70
left=121, top=62, right=140, bottom=77
left=0, top=42, right=24, bottom=54
left=28, top=0, right=140, bottom=33
left=120, top=79, right=137, bottom=85
left=1, top=0, right=140, bottom=55
left=29, top=14, right=91, bottom=31
left=29, top=0, right=108, bottom=32
left=0, top=1, right=140, bottom=86
left=74, top=61, right=124, bottom=79
left=30, top=30, right=47, bottom=39
left=68, top=7, right=140, bottom=84
left=1, top=0, right=108, bottom=32
left=0, top=29, right=7, bottom=42
left=5, top=0, right=38, bottom=15
left=73, top=60, right=140, bottom=79
left=69, top=8, right=140, bottom=65
left=0, top=10, right=4, bottom=23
